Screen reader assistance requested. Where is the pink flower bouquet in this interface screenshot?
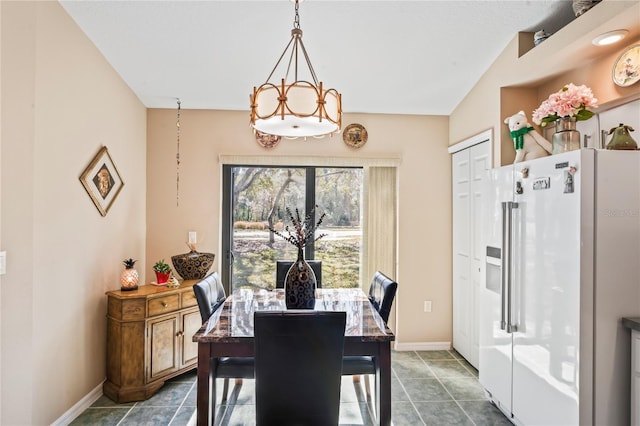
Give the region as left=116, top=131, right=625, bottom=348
left=532, top=83, right=598, bottom=127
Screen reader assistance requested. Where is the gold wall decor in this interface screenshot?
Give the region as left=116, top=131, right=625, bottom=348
left=343, top=123, right=368, bottom=148
left=79, top=146, right=124, bottom=216
left=613, top=44, right=640, bottom=87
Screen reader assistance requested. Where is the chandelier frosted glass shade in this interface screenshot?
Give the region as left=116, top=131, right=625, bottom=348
left=249, top=1, right=342, bottom=139
left=250, top=79, right=341, bottom=138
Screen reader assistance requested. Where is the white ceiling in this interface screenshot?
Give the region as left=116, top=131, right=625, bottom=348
left=59, top=0, right=576, bottom=115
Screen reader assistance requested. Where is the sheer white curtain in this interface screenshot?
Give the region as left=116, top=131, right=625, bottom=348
left=362, top=166, right=398, bottom=289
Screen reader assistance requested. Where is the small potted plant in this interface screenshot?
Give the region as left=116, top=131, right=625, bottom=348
left=153, top=259, right=172, bottom=285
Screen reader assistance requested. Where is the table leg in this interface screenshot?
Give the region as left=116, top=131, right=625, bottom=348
left=197, top=343, right=213, bottom=426
left=376, top=342, right=392, bottom=426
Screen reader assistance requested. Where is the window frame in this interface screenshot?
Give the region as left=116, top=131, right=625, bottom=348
left=219, top=155, right=400, bottom=297
left=222, top=164, right=361, bottom=292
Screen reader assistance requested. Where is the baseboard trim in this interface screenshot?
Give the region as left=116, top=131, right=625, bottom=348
left=394, top=341, right=452, bottom=351
left=51, top=380, right=104, bottom=426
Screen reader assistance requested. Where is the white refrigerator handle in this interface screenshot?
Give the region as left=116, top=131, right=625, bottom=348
left=500, top=202, right=508, bottom=331
left=507, top=202, right=519, bottom=333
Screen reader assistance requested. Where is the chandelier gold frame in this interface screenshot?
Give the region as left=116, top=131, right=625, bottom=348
left=249, top=1, right=342, bottom=139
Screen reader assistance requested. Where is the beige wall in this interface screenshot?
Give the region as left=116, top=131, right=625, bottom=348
left=146, top=110, right=452, bottom=345
left=3, top=0, right=638, bottom=422
left=1, top=2, right=146, bottom=424
left=0, top=2, right=451, bottom=422
left=450, top=0, right=640, bottom=165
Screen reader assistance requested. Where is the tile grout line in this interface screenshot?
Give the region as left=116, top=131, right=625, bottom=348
left=449, top=355, right=481, bottom=426
left=115, top=401, right=139, bottom=426
left=417, top=350, right=478, bottom=426
left=448, top=352, right=486, bottom=426
left=168, top=379, right=197, bottom=425
left=456, top=355, right=480, bottom=377
left=395, top=350, right=429, bottom=426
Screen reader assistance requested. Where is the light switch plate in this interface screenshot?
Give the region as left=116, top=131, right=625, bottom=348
left=0, top=251, right=6, bottom=275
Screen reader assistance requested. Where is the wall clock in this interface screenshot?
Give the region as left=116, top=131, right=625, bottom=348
left=612, top=44, right=640, bottom=87
left=342, top=123, right=368, bottom=148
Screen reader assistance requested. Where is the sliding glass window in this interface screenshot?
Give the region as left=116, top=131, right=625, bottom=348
left=221, top=166, right=363, bottom=291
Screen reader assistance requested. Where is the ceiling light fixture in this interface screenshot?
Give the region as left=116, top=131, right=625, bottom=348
left=249, top=0, right=342, bottom=139
left=592, top=29, right=628, bottom=46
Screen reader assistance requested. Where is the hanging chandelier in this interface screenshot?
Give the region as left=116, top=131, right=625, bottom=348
left=250, top=0, right=342, bottom=139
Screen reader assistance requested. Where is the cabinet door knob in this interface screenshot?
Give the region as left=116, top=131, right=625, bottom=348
left=161, top=302, right=168, bottom=308
left=176, top=331, right=183, bottom=337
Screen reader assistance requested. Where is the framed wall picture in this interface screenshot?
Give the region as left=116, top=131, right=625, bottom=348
left=80, top=146, right=124, bottom=216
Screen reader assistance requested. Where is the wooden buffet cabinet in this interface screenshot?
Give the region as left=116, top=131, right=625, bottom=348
left=103, top=280, right=201, bottom=402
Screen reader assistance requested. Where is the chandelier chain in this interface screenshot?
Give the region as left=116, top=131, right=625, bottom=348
left=176, top=98, right=181, bottom=207
left=294, top=0, right=300, bottom=29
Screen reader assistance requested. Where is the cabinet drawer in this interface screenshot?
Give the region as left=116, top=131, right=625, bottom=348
left=181, top=290, right=197, bottom=308
left=148, top=294, right=180, bottom=317
left=108, top=296, right=146, bottom=321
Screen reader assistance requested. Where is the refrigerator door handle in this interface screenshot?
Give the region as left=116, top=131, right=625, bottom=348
left=507, top=201, right=519, bottom=333
left=500, top=202, right=508, bottom=331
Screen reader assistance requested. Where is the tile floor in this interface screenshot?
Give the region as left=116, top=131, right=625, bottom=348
left=70, top=350, right=511, bottom=425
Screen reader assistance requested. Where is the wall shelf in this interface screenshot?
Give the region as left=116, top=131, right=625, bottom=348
left=496, top=0, right=640, bottom=165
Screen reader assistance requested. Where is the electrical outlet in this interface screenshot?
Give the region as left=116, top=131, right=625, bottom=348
left=424, top=300, right=432, bottom=313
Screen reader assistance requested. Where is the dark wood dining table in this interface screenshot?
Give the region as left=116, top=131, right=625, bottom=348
left=193, top=287, right=395, bottom=426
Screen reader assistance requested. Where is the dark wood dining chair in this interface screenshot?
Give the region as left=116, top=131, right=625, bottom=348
left=276, top=260, right=322, bottom=288
left=254, top=310, right=346, bottom=426
left=342, top=271, right=398, bottom=396
left=193, top=272, right=254, bottom=402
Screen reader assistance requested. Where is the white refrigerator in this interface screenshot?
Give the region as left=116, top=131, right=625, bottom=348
left=479, top=148, right=640, bottom=425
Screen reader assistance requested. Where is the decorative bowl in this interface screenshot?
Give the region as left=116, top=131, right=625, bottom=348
left=171, top=250, right=215, bottom=280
